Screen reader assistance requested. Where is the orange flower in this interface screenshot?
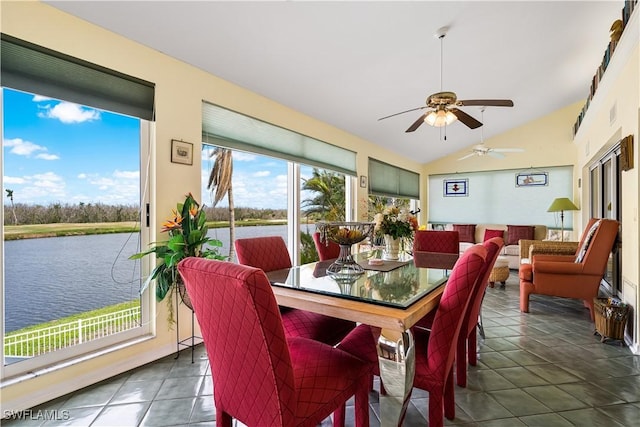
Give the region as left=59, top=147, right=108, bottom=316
left=161, top=210, right=183, bottom=232
left=189, top=205, right=198, bottom=218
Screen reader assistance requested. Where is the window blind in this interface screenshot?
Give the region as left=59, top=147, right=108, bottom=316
left=1, top=34, right=155, bottom=120
left=202, top=102, right=356, bottom=176
left=368, top=158, right=420, bottom=199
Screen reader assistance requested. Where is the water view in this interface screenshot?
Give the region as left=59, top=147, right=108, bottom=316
left=4, top=224, right=302, bottom=332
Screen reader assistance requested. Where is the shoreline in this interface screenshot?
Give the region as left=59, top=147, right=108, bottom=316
left=3, top=219, right=289, bottom=241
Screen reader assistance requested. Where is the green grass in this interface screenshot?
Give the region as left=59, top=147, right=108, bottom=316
left=5, top=300, right=141, bottom=356
left=4, top=220, right=288, bottom=241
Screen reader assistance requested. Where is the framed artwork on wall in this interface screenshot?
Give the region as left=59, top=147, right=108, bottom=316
left=516, top=172, right=548, bottom=187
left=171, top=139, right=193, bottom=165
left=444, top=179, right=468, bottom=197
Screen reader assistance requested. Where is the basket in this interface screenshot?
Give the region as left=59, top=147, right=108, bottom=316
left=593, top=298, right=629, bottom=343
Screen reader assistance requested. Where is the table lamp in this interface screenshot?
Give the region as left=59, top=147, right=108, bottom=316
left=547, top=197, right=579, bottom=241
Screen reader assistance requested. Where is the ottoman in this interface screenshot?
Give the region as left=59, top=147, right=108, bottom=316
left=489, top=256, right=509, bottom=288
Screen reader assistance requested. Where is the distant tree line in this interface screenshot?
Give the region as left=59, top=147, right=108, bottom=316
left=3, top=203, right=287, bottom=226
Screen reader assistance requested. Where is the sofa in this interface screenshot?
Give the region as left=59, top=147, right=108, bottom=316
left=439, top=223, right=548, bottom=269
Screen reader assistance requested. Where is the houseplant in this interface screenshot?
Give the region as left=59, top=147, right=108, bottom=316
left=130, top=193, right=226, bottom=322
left=373, top=206, right=418, bottom=260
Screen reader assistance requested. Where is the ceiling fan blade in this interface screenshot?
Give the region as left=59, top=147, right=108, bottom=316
left=457, top=152, right=477, bottom=161
left=457, top=99, right=514, bottom=107
left=449, top=108, right=483, bottom=129
left=378, top=106, right=426, bottom=121
left=487, top=151, right=506, bottom=159
left=406, top=113, right=427, bottom=132
left=492, top=148, right=525, bottom=153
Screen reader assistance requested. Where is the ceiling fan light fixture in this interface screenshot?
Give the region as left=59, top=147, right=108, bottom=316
left=424, top=109, right=457, bottom=127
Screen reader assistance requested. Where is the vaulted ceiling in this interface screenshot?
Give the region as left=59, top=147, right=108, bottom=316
left=46, top=1, right=622, bottom=163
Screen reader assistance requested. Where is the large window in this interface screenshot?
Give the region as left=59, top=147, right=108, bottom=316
left=2, top=87, right=151, bottom=376
left=200, top=145, right=349, bottom=265
left=589, top=146, right=622, bottom=295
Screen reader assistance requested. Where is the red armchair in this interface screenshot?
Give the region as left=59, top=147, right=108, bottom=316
left=178, top=258, right=370, bottom=427
left=412, top=230, right=460, bottom=270
left=235, top=236, right=355, bottom=345
left=519, top=218, right=619, bottom=321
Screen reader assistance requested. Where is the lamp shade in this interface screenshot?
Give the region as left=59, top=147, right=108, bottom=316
left=547, top=197, right=579, bottom=212
left=424, top=109, right=457, bottom=127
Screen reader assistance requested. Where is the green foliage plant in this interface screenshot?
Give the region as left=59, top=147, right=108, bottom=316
left=130, top=193, right=226, bottom=321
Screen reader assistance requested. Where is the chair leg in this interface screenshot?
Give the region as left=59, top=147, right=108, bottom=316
left=428, top=389, right=444, bottom=427
left=468, top=327, right=478, bottom=366
left=216, top=410, right=232, bottom=427
left=333, top=405, right=346, bottom=427
left=456, top=335, right=467, bottom=387
left=354, top=380, right=370, bottom=427
left=444, top=369, right=456, bottom=420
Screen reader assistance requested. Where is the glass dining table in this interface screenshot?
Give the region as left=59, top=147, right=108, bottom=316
left=266, top=252, right=450, bottom=427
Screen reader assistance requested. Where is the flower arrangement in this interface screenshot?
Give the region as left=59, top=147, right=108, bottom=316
left=373, top=206, right=418, bottom=239
left=130, top=193, right=226, bottom=316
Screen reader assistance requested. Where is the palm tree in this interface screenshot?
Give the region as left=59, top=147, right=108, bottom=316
left=302, top=169, right=345, bottom=221
left=6, top=189, right=18, bottom=225
left=207, top=147, right=236, bottom=261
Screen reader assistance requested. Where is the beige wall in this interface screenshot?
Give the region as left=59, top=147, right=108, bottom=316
left=2, top=0, right=639, bottom=413
left=0, top=1, right=422, bottom=411
left=573, top=26, right=639, bottom=351
left=422, top=103, right=581, bottom=235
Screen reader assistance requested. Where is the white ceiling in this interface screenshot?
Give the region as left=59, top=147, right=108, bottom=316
left=46, top=1, right=622, bottom=164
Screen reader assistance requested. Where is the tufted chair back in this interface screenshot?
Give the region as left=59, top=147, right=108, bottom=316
left=235, top=236, right=292, bottom=272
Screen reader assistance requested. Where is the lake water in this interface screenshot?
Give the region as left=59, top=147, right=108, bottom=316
left=3, top=224, right=301, bottom=332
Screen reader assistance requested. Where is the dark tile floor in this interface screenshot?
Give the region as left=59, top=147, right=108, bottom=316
left=5, top=272, right=640, bottom=426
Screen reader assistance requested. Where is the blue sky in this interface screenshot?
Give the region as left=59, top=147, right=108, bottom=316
left=2, top=88, right=298, bottom=209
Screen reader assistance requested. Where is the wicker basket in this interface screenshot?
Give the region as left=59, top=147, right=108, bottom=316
left=593, top=298, right=629, bottom=343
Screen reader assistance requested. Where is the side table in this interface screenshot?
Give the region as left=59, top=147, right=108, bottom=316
left=489, top=256, right=509, bottom=288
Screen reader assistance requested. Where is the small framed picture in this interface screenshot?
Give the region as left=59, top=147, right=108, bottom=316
left=171, top=139, right=193, bottom=165
left=516, top=172, right=548, bottom=187
left=359, top=175, right=367, bottom=188
left=444, top=179, right=468, bottom=197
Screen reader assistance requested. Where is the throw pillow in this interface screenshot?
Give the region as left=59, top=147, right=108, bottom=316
left=453, top=224, right=476, bottom=243
left=575, top=219, right=602, bottom=263
left=506, top=225, right=535, bottom=245
left=483, top=229, right=504, bottom=242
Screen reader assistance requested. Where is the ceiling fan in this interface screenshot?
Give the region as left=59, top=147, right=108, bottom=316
left=457, top=144, right=524, bottom=160
left=457, top=108, right=524, bottom=160
left=378, top=27, right=514, bottom=133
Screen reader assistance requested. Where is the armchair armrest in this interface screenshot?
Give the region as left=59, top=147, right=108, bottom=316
left=533, top=259, right=584, bottom=275
left=520, top=240, right=578, bottom=260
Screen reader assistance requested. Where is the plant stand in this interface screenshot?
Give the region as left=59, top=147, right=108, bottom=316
left=174, top=289, right=202, bottom=363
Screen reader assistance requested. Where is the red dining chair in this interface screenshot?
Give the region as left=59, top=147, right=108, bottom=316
left=413, top=237, right=503, bottom=387
left=235, top=236, right=355, bottom=345
left=178, top=258, right=370, bottom=427
left=312, top=231, right=341, bottom=261
left=412, top=230, right=460, bottom=270
left=337, top=245, right=487, bottom=427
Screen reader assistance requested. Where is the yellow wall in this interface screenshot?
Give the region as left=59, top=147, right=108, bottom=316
left=573, top=26, right=639, bottom=349
left=422, top=103, right=580, bottom=235
left=2, top=0, right=639, bottom=413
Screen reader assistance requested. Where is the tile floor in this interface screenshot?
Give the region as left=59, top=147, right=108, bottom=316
left=5, top=272, right=640, bottom=426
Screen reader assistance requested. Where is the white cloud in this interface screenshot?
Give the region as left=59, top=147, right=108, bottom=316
left=77, top=173, right=87, bottom=179
left=38, top=101, right=100, bottom=124
left=113, top=170, right=139, bottom=179
left=4, top=138, right=59, bottom=160
left=4, top=138, right=46, bottom=156
left=3, top=176, right=26, bottom=185
left=32, top=95, right=53, bottom=102
left=233, top=152, right=257, bottom=162
left=35, top=153, right=60, bottom=161
left=253, top=170, right=270, bottom=177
